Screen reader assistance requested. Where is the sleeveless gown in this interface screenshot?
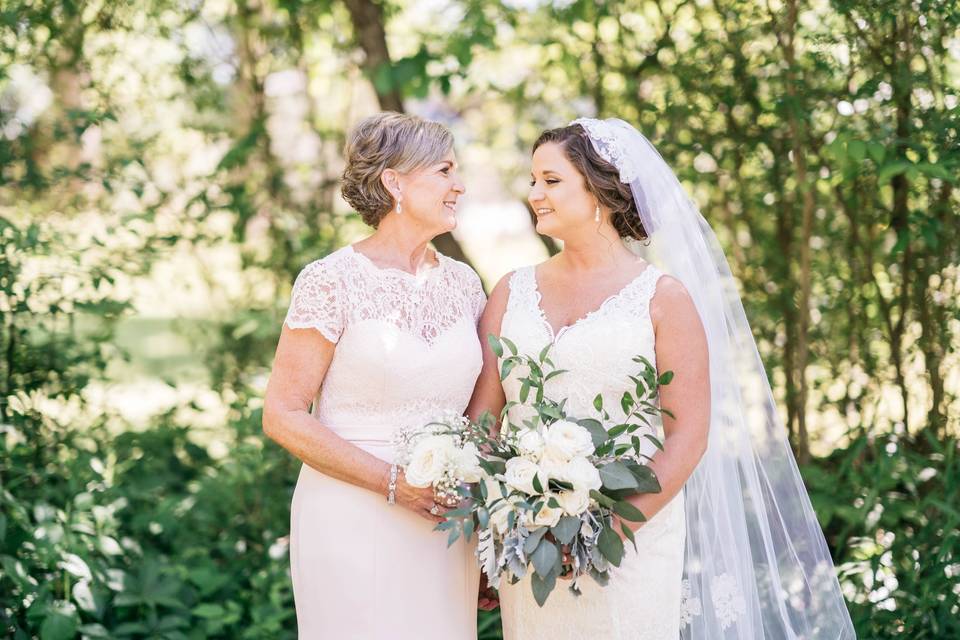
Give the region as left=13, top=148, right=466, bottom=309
left=497, top=264, right=687, bottom=640
left=282, top=245, right=485, bottom=639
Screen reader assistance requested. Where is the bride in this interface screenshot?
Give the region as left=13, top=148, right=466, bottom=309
left=467, top=119, right=855, bottom=639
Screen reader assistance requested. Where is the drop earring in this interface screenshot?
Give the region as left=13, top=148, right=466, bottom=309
left=594, top=204, right=601, bottom=223
left=396, top=194, right=403, bottom=215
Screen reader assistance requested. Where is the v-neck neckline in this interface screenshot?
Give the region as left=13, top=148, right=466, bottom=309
left=530, top=264, right=655, bottom=343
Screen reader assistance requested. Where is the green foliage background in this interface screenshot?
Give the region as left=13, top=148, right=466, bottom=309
left=2, top=0, right=958, bottom=638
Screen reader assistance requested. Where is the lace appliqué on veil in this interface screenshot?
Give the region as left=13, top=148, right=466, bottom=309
left=712, top=573, right=747, bottom=629
left=571, top=118, right=640, bottom=183
left=679, top=573, right=747, bottom=630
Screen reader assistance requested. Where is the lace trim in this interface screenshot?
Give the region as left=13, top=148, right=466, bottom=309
left=679, top=573, right=747, bottom=630
left=508, top=265, right=662, bottom=343
left=284, top=247, right=486, bottom=346
left=572, top=118, right=640, bottom=184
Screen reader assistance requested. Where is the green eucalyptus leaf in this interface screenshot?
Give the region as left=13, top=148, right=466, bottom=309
left=613, top=500, right=647, bottom=522
left=531, top=569, right=557, bottom=607
left=487, top=334, right=503, bottom=357
left=524, top=526, right=549, bottom=555
left=531, top=538, right=560, bottom=578
left=600, top=461, right=639, bottom=490
left=597, top=525, right=624, bottom=567
left=551, top=516, right=580, bottom=545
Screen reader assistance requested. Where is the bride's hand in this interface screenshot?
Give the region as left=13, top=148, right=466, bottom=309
left=393, top=471, right=445, bottom=523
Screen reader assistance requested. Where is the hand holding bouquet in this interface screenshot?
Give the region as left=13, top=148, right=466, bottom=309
left=440, top=336, right=674, bottom=606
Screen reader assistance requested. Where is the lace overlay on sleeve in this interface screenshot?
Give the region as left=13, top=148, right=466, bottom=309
left=284, top=259, right=344, bottom=342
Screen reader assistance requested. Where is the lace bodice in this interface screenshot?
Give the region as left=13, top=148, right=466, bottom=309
left=500, top=264, right=666, bottom=460
left=284, top=245, right=486, bottom=452
left=498, top=263, right=694, bottom=640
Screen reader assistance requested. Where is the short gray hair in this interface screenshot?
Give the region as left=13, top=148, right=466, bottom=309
left=340, top=112, right=454, bottom=228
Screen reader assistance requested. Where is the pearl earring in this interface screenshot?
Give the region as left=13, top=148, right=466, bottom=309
left=396, top=194, right=403, bottom=215
left=594, top=204, right=601, bottom=222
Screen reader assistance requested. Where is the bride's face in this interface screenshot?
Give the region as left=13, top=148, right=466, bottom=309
left=528, top=143, right=596, bottom=240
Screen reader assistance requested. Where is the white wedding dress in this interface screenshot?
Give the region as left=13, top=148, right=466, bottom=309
left=498, top=264, right=689, bottom=640
left=282, top=245, right=485, bottom=639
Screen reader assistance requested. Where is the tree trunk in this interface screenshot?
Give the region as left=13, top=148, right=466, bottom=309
left=339, top=0, right=473, bottom=268
left=341, top=0, right=403, bottom=112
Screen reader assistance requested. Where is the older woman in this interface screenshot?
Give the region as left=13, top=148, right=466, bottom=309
left=263, top=112, right=484, bottom=639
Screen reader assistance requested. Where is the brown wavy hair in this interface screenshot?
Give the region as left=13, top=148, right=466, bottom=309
left=533, top=124, right=648, bottom=241
left=341, top=112, right=454, bottom=228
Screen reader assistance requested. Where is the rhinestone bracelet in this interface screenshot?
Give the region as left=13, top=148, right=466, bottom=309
left=387, top=464, right=399, bottom=505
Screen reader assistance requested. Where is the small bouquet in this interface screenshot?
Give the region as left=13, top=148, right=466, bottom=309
left=439, top=335, right=674, bottom=606
left=392, top=411, right=485, bottom=507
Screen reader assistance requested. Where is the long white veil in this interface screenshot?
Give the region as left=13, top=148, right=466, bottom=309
left=571, top=118, right=856, bottom=639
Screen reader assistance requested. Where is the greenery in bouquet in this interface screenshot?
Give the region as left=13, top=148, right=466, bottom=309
left=441, top=335, right=675, bottom=606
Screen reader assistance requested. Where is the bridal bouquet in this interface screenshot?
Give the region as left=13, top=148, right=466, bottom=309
left=438, top=336, right=673, bottom=606
left=392, top=411, right=485, bottom=506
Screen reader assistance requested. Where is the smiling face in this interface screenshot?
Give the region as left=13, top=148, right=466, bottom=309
left=528, top=142, right=597, bottom=241
left=390, top=149, right=465, bottom=234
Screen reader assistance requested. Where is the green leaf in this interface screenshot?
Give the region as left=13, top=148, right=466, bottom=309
left=40, top=602, right=78, bottom=640
left=621, top=392, right=635, bottom=414
left=593, top=394, right=604, bottom=412
left=599, top=462, right=639, bottom=490
left=613, top=500, right=647, bottom=522
left=524, top=526, right=549, bottom=555
left=520, top=380, right=530, bottom=403
left=500, top=358, right=517, bottom=381
left=487, top=334, right=503, bottom=358
left=538, top=343, right=552, bottom=363
left=597, top=525, right=625, bottom=567
left=532, top=473, right=544, bottom=494
left=658, top=371, right=674, bottom=385
left=551, top=516, right=580, bottom=545
left=621, top=521, right=638, bottom=552
left=531, top=538, right=560, bottom=578
left=501, top=336, right=518, bottom=355
left=577, top=418, right=607, bottom=448
left=530, top=570, right=557, bottom=607
left=625, top=462, right=662, bottom=493
left=192, top=603, right=226, bottom=619
left=589, top=489, right=615, bottom=508
left=877, top=160, right=912, bottom=185
left=544, top=369, right=567, bottom=382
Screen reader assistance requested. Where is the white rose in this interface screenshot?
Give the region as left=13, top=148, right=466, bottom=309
left=405, top=435, right=455, bottom=487
left=454, top=442, right=482, bottom=483
left=503, top=457, right=542, bottom=495
left=517, top=429, right=545, bottom=459
left=543, top=420, right=595, bottom=462
left=559, top=457, right=602, bottom=493
left=531, top=498, right=563, bottom=528
left=556, top=489, right=591, bottom=516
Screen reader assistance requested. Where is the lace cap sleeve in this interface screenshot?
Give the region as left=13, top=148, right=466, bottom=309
left=283, top=258, right=344, bottom=342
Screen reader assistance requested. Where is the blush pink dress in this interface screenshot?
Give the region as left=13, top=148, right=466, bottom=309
left=282, top=245, right=485, bottom=639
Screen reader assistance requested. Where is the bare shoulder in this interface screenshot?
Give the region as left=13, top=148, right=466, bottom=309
left=483, top=271, right=516, bottom=317
left=649, top=273, right=700, bottom=331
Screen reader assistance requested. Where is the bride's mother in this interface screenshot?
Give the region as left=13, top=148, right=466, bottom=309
left=263, top=112, right=485, bottom=639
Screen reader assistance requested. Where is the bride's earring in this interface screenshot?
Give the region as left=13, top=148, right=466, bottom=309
left=396, top=193, right=403, bottom=215
left=594, top=204, right=601, bottom=223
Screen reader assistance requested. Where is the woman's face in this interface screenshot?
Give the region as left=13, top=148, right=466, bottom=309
left=528, top=142, right=595, bottom=241
left=396, top=149, right=465, bottom=233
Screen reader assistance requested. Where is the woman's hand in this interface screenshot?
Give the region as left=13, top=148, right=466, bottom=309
left=478, top=573, right=500, bottom=610
left=392, top=470, right=445, bottom=523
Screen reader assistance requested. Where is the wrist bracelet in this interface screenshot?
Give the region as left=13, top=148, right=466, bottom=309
left=387, top=464, right=398, bottom=504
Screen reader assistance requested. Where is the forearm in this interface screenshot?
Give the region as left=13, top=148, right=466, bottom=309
left=624, top=428, right=705, bottom=529
left=263, top=407, right=391, bottom=496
